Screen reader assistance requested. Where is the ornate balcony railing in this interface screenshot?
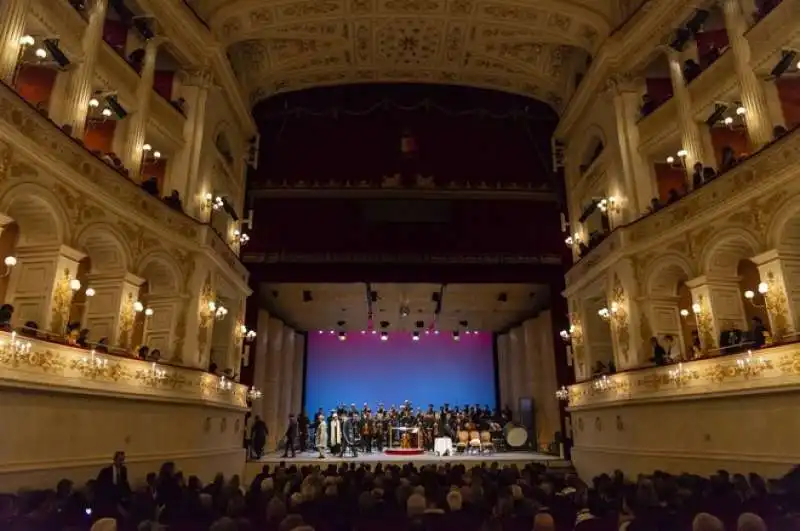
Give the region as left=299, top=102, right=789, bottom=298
left=566, top=341, right=800, bottom=409
left=0, top=331, right=248, bottom=409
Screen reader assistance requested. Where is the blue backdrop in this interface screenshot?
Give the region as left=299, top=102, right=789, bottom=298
left=304, top=331, right=496, bottom=412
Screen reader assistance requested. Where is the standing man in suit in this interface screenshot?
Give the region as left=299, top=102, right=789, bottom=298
left=95, top=451, right=131, bottom=519
left=251, top=416, right=268, bottom=459
left=283, top=414, right=297, bottom=458
left=340, top=411, right=359, bottom=458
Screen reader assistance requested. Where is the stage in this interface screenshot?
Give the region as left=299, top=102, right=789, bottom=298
left=243, top=449, right=569, bottom=482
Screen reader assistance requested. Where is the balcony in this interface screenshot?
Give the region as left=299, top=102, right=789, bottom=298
left=0, top=330, right=248, bottom=409
left=565, top=125, right=800, bottom=288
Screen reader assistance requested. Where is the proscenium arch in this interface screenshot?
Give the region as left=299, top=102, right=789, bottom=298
left=0, top=182, right=70, bottom=246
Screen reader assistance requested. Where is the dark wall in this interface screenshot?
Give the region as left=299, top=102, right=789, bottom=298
left=251, top=84, right=559, bottom=189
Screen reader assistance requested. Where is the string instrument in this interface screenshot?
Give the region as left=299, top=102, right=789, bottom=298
left=361, top=414, right=373, bottom=436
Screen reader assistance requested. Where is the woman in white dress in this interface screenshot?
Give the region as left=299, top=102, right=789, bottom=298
left=316, top=413, right=328, bottom=458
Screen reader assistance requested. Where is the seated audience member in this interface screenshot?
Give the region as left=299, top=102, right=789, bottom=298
left=141, top=176, right=159, bottom=196
left=66, top=322, right=81, bottom=345
left=663, top=334, right=680, bottom=362
left=772, top=125, right=788, bottom=139
left=691, top=162, right=705, bottom=189
left=0, top=304, right=13, bottom=330
left=702, top=166, right=717, bottom=183
left=95, top=337, right=109, bottom=352
left=128, top=48, right=145, bottom=72
left=148, top=348, right=162, bottom=362
left=21, top=320, right=39, bottom=337
left=650, top=336, right=668, bottom=366
left=701, top=42, right=721, bottom=67
left=683, top=59, right=702, bottom=83
left=640, top=94, right=657, bottom=117
left=720, top=146, right=739, bottom=172
left=591, top=361, right=608, bottom=377
left=77, top=328, right=90, bottom=348
left=164, top=190, right=183, bottom=212
left=137, top=345, right=150, bottom=360
left=719, top=321, right=745, bottom=354
left=649, top=197, right=662, bottom=213
left=748, top=316, right=768, bottom=348
left=667, top=188, right=681, bottom=204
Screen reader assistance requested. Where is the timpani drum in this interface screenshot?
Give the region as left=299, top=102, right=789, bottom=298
left=503, top=422, right=528, bottom=448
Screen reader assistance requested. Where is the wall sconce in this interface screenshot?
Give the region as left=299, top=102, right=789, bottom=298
left=597, top=196, right=619, bottom=215
left=247, top=386, right=263, bottom=400
left=203, top=193, right=224, bottom=212
left=593, top=375, right=613, bottom=391
left=743, top=282, right=769, bottom=308
left=564, top=236, right=573, bottom=247
left=559, top=326, right=573, bottom=342
left=1, top=256, right=16, bottom=277
left=691, top=303, right=702, bottom=314
left=0, top=331, right=32, bottom=363
left=598, top=307, right=611, bottom=321
left=208, top=300, right=228, bottom=320
left=667, top=149, right=689, bottom=169
left=142, top=362, right=167, bottom=386
left=218, top=374, right=233, bottom=391
left=75, top=349, right=108, bottom=378
left=555, top=386, right=570, bottom=402
left=238, top=324, right=256, bottom=342
left=232, top=229, right=250, bottom=246
left=735, top=105, right=746, bottom=116
left=133, top=300, right=154, bottom=316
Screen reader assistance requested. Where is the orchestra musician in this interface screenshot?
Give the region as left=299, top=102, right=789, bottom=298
left=361, top=411, right=373, bottom=453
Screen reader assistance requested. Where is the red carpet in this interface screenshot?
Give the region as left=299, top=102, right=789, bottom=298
left=384, top=448, right=425, bottom=456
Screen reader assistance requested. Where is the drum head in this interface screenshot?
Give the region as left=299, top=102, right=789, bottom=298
left=506, top=427, right=528, bottom=448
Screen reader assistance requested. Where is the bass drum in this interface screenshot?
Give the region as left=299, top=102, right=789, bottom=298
left=503, top=422, right=528, bottom=448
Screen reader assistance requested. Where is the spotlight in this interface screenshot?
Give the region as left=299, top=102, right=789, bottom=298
left=328, top=330, right=334, bottom=335
left=412, top=331, right=420, bottom=341
left=371, top=330, right=377, bottom=335
left=361, top=330, right=366, bottom=334
left=338, top=331, right=347, bottom=341
left=452, top=331, right=460, bottom=341
left=380, top=331, right=388, bottom=341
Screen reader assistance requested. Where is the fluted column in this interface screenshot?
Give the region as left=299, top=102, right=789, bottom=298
left=122, top=37, right=162, bottom=177
left=0, top=0, right=30, bottom=84
left=251, top=310, right=270, bottom=427
left=164, top=69, right=212, bottom=206
left=667, top=49, right=709, bottom=177
left=279, top=327, right=295, bottom=427
left=265, top=318, right=284, bottom=450
left=722, top=0, right=773, bottom=148
left=291, top=333, right=305, bottom=416
left=49, top=0, right=108, bottom=137
left=496, top=334, right=511, bottom=417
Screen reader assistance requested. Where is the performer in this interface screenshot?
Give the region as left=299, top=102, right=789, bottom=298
left=329, top=412, right=342, bottom=455
left=361, top=411, right=373, bottom=453
left=374, top=409, right=386, bottom=452
left=315, top=413, right=327, bottom=459
left=341, top=411, right=359, bottom=457
left=251, top=415, right=267, bottom=459
left=282, top=414, right=297, bottom=458
left=298, top=411, right=309, bottom=453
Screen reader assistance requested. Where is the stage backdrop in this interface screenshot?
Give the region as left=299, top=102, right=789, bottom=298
left=304, top=332, right=496, bottom=412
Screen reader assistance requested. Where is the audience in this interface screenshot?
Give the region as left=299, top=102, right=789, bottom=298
left=4, top=457, right=800, bottom=531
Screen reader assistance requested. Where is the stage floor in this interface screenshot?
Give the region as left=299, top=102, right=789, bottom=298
left=244, top=450, right=568, bottom=481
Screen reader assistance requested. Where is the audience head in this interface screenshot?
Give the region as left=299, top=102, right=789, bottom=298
left=446, top=489, right=462, bottom=511
left=533, top=513, right=555, bottom=531
left=406, top=493, right=426, bottom=517
left=693, top=513, right=724, bottom=531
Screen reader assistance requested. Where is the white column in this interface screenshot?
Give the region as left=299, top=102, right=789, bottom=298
left=164, top=70, right=211, bottom=206
left=5, top=244, right=86, bottom=332
left=508, top=327, right=525, bottom=419
left=667, top=49, right=710, bottom=174
left=0, top=0, right=30, bottom=84
left=611, top=79, right=657, bottom=217
left=266, top=317, right=284, bottom=450
left=48, top=0, right=108, bottom=137
left=280, top=327, right=295, bottom=424
left=83, top=271, right=144, bottom=348
left=291, top=333, right=305, bottom=415
left=496, top=334, right=511, bottom=415
left=722, top=0, right=773, bottom=148
left=122, top=37, right=162, bottom=177
left=251, top=310, right=270, bottom=426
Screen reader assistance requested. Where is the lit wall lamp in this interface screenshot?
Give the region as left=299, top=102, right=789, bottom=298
left=743, top=282, right=769, bottom=308
left=559, top=325, right=575, bottom=342
left=667, top=149, right=689, bottom=170
left=238, top=324, right=256, bottom=342
left=208, top=300, right=228, bottom=320
left=232, top=229, right=250, bottom=246
left=247, top=386, right=263, bottom=400
left=1, top=256, right=16, bottom=277
left=203, top=193, right=225, bottom=212
left=555, top=386, right=570, bottom=402
left=598, top=196, right=620, bottom=216
left=70, top=278, right=96, bottom=298
left=133, top=300, right=154, bottom=317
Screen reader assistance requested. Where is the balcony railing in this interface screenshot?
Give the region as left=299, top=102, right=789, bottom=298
left=566, top=340, right=800, bottom=409
left=566, top=125, right=799, bottom=285
left=0, top=330, right=248, bottom=409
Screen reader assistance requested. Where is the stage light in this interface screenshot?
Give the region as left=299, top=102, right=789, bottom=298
left=380, top=331, right=388, bottom=341
left=338, top=331, right=347, bottom=342
left=361, top=330, right=366, bottom=334
left=465, top=330, right=472, bottom=335
left=452, top=331, right=460, bottom=341
left=412, top=331, right=420, bottom=341
left=318, top=330, right=323, bottom=334
left=434, top=330, right=440, bottom=335
left=329, top=330, right=334, bottom=335
left=371, top=330, right=377, bottom=335
left=425, top=330, right=430, bottom=335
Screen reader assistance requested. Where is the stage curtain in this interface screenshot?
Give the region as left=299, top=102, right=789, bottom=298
left=653, top=163, right=687, bottom=200
left=14, top=65, right=57, bottom=109
left=153, top=71, right=174, bottom=101
left=251, top=198, right=563, bottom=256
left=645, top=78, right=673, bottom=107
left=777, top=78, right=800, bottom=127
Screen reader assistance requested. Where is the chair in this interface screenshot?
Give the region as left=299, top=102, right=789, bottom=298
left=455, top=430, right=469, bottom=453
left=480, top=431, right=494, bottom=454
left=468, top=430, right=481, bottom=454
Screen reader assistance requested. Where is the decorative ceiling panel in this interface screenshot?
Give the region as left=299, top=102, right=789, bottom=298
left=191, top=0, right=614, bottom=109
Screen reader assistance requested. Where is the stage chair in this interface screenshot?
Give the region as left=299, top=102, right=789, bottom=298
left=480, top=431, right=494, bottom=454
left=456, top=430, right=469, bottom=453
left=468, top=430, right=481, bottom=454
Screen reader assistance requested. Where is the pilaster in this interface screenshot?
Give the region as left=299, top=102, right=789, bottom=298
left=48, top=0, right=109, bottom=137
left=83, top=271, right=144, bottom=348
left=210, top=299, right=236, bottom=373
left=179, top=265, right=216, bottom=368
left=687, top=275, right=746, bottom=352
left=5, top=244, right=86, bottom=333
left=496, top=334, right=511, bottom=415
left=122, top=37, right=163, bottom=177
left=722, top=0, right=773, bottom=148
left=291, top=333, right=305, bottom=416
left=667, top=49, right=711, bottom=174
left=251, top=309, right=270, bottom=428
left=751, top=250, right=799, bottom=340
left=279, top=326, right=296, bottom=427
left=265, top=317, right=284, bottom=449
left=761, top=79, right=786, bottom=129
left=0, top=0, right=31, bottom=84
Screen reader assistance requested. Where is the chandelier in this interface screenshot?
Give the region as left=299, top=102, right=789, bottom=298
left=247, top=386, right=263, bottom=401
left=555, top=386, right=570, bottom=402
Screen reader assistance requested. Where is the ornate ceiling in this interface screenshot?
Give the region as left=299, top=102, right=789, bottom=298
left=187, top=0, right=616, bottom=109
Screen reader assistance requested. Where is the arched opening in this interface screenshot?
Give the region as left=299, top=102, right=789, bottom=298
left=0, top=222, right=20, bottom=304
left=647, top=259, right=694, bottom=359
left=215, top=131, right=234, bottom=165
left=772, top=204, right=800, bottom=332
left=579, top=134, right=605, bottom=173
left=137, top=255, right=183, bottom=360
left=583, top=295, right=615, bottom=376
left=737, top=258, right=769, bottom=334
